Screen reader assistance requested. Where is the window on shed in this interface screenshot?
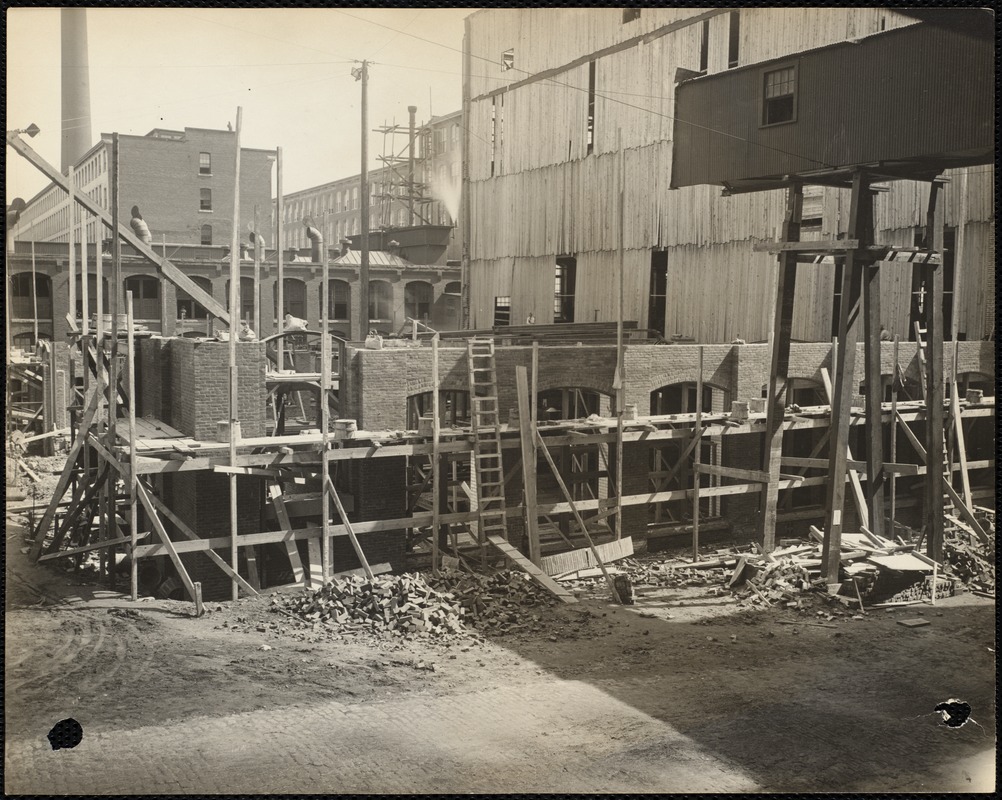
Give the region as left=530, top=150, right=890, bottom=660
left=699, top=19, right=710, bottom=73
left=728, top=11, right=741, bottom=68
left=493, top=296, right=511, bottom=327
left=553, top=257, right=576, bottom=324
left=199, top=152, right=211, bottom=175
left=622, top=9, right=641, bottom=24
left=762, top=65, right=796, bottom=125
left=586, top=60, right=596, bottom=155
left=648, top=251, right=668, bottom=337
left=501, top=48, right=514, bottom=71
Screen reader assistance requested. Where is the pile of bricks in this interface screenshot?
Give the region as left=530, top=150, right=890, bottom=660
left=279, top=573, right=467, bottom=637
left=943, top=529, right=995, bottom=595
left=617, top=559, right=717, bottom=588
left=747, top=557, right=814, bottom=601
left=886, top=575, right=955, bottom=603
left=428, top=569, right=557, bottom=634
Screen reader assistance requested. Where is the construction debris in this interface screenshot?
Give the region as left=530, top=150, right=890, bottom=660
left=943, top=511, right=995, bottom=594
left=275, top=568, right=561, bottom=640
left=278, top=572, right=467, bottom=638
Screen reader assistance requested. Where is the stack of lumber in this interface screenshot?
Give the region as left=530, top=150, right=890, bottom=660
left=279, top=573, right=467, bottom=637
left=428, top=569, right=557, bottom=634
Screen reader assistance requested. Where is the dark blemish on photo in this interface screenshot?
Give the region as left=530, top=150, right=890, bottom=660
left=47, top=718, right=84, bottom=750
left=934, top=699, right=972, bottom=729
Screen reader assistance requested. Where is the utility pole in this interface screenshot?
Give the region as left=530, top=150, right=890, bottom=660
left=357, top=60, right=371, bottom=342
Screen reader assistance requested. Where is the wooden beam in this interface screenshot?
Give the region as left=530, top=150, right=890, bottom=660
left=325, top=476, right=373, bottom=580
left=861, top=181, right=885, bottom=538
left=535, top=429, right=621, bottom=603
left=692, top=346, right=703, bottom=560
left=761, top=185, right=802, bottom=553
left=431, top=337, right=441, bottom=574
left=136, top=482, right=204, bottom=614
left=515, top=367, right=541, bottom=565
left=923, top=181, right=946, bottom=563
left=29, top=382, right=103, bottom=560
left=950, top=383, right=973, bottom=508
left=753, top=238, right=858, bottom=253
left=697, top=462, right=771, bottom=483
left=5, top=131, right=230, bottom=324
left=268, top=483, right=305, bottom=584
left=142, top=485, right=259, bottom=596
left=37, top=531, right=149, bottom=562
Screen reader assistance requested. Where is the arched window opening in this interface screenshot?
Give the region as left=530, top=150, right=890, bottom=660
left=648, top=382, right=729, bottom=527
left=404, top=281, right=432, bottom=322
left=369, top=280, right=393, bottom=322
left=75, top=275, right=110, bottom=317
left=274, top=278, right=307, bottom=321
left=406, top=389, right=471, bottom=429
left=176, top=276, right=213, bottom=321
left=10, top=272, right=52, bottom=320
left=320, top=279, right=350, bottom=323
left=124, top=275, right=161, bottom=322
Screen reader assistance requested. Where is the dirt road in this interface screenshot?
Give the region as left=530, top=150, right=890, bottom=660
left=5, top=526, right=996, bottom=794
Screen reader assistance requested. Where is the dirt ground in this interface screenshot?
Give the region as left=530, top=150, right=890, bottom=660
left=4, top=504, right=996, bottom=793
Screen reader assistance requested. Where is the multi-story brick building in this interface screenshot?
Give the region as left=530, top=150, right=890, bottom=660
left=11, top=126, right=275, bottom=249
left=276, top=108, right=463, bottom=265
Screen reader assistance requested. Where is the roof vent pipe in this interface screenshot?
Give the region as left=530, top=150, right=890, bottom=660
left=339, top=237, right=351, bottom=258
left=304, top=223, right=323, bottom=263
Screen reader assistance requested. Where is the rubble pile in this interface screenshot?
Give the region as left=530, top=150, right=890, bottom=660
left=279, top=573, right=468, bottom=637
left=887, top=575, right=955, bottom=603
left=428, top=569, right=558, bottom=634
left=616, top=558, right=716, bottom=588
left=943, top=520, right=995, bottom=594
left=746, top=557, right=815, bottom=603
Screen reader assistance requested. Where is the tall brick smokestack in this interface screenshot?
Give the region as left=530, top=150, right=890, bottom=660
left=61, top=8, right=92, bottom=172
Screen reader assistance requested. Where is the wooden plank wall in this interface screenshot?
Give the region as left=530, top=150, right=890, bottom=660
left=465, top=8, right=993, bottom=342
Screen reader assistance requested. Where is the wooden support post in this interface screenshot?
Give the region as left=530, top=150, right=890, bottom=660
left=822, top=172, right=867, bottom=583
left=68, top=166, right=77, bottom=328
left=320, top=233, right=331, bottom=585
left=107, top=135, right=121, bottom=590
left=431, top=337, right=441, bottom=574
left=889, top=336, right=899, bottom=528
left=515, top=367, right=541, bottom=565
left=127, top=292, right=139, bottom=601
left=861, top=184, right=885, bottom=538
left=276, top=147, right=284, bottom=361
left=535, top=429, right=621, bottom=604
left=923, top=180, right=945, bottom=564
left=324, top=475, right=373, bottom=579
left=949, top=342, right=973, bottom=509
left=143, top=485, right=259, bottom=595
left=228, top=107, right=243, bottom=601
left=253, top=205, right=261, bottom=336
left=136, top=482, right=203, bottom=615
left=692, top=346, right=704, bottom=560
left=761, top=183, right=802, bottom=553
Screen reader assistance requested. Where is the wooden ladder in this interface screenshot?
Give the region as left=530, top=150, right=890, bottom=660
left=467, top=337, right=507, bottom=566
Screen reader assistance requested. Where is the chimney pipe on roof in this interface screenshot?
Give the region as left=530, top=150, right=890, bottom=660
left=304, top=222, right=324, bottom=263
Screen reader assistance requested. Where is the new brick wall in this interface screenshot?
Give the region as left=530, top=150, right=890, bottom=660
left=166, top=338, right=267, bottom=440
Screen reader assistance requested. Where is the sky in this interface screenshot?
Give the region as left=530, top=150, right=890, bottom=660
left=5, top=7, right=471, bottom=201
